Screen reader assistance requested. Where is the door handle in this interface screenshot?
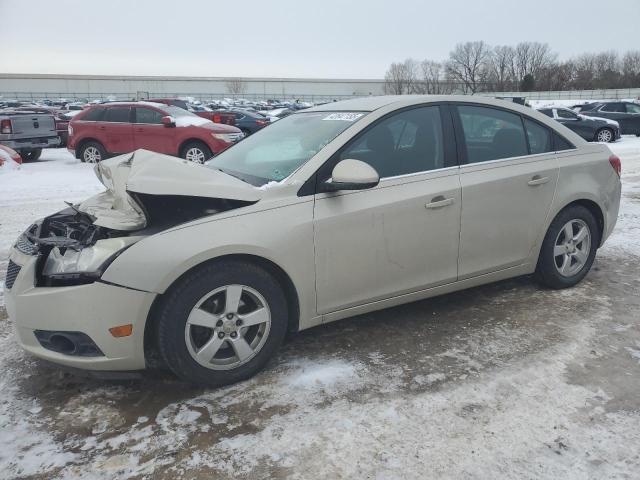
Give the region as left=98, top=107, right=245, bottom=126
left=135, top=128, right=144, bottom=132
left=527, top=175, right=550, bottom=186
left=425, top=196, right=454, bottom=209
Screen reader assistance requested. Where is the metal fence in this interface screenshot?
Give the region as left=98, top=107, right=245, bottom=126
left=2, top=87, right=639, bottom=104
left=0, top=91, right=360, bottom=104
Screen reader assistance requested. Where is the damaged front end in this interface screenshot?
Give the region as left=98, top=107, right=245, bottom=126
left=16, top=149, right=260, bottom=288
left=20, top=208, right=141, bottom=287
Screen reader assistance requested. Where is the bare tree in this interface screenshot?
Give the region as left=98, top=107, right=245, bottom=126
left=446, top=41, right=491, bottom=93
left=225, top=78, right=248, bottom=96
left=487, top=45, right=515, bottom=91
left=416, top=60, right=452, bottom=94
left=511, top=42, right=556, bottom=89
left=622, top=50, right=640, bottom=87
left=383, top=58, right=419, bottom=94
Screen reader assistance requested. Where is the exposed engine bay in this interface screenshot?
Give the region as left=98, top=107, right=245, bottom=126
left=17, top=149, right=261, bottom=287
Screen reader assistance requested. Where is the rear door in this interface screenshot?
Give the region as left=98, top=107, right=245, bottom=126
left=623, top=103, right=640, bottom=135
left=597, top=103, right=629, bottom=132
left=133, top=107, right=175, bottom=154
left=313, top=105, right=461, bottom=313
left=453, top=104, right=559, bottom=279
left=103, top=106, right=134, bottom=154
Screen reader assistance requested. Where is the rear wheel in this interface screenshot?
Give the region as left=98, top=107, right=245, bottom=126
left=595, top=128, right=614, bottom=143
left=157, top=260, right=288, bottom=386
left=79, top=141, right=106, bottom=163
left=21, top=148, right=42, bottom=161
left=180, top=141, right=212, bottom=164
left=535, top=205, right=600, bottom=289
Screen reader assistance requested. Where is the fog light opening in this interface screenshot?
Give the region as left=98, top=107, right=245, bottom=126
left=49, top=334, right=77, bottom=355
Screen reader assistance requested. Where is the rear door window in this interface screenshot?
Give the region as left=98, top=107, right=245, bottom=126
left=524, top=119, right=552, bottom=154
left=104, top=107, right=131, bottom=123
left=625, top=103, right=640, bottom=114
left=601, top=103, right=625, bottom=113
left=456, top=105, right=528, bottom=163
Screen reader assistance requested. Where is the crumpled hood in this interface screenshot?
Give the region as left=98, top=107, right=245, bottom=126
left=79, top=149, right=261, bottom=231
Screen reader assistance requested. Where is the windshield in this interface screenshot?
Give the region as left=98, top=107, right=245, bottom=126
left=206, top=111, right=365, bottom=185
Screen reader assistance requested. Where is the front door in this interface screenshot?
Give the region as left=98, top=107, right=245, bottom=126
left=313, top=105, right=461, bottom=314
left=103, top=106, right=134, bottom=154
left=133, top=107, right=175, bottom=154
left=453, top=104, right=559, bottom=278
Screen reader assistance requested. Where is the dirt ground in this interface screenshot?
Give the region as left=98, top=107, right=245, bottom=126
left=1, top=141, right=639, bottom=479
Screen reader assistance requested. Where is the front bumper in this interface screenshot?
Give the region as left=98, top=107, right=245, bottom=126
left=2, top=136, right=60, bottom=150
left=5, top=249, right=156, bottom=371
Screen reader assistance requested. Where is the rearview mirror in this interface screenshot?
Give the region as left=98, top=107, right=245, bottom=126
left=325, top=159, right=379, bottom=191
left=161, top=115, right=176, bottom=127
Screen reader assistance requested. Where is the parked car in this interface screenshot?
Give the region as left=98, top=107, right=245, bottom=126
left=537, top=107, right=620, bottom=143
left=0, top=144, right=22, bottom=166
left=67, top=102, right=243, bottom=163
left=5, top=96, right=621, bottom=386
left=578, top=101, right=640, bottom=136
left=224, top=108, right=270, bottom=135
left=148, top=98, right=236, bottom=126
left=0, top=110, right=60, bottom=160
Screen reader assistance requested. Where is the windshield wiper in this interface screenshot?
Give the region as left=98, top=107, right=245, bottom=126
left=217, top=167, right=251, bottom=184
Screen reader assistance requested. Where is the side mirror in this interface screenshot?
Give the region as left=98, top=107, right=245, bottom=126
left=161, top=115, right=176, bottom=127
left=325, top=159, right=379, bottom=191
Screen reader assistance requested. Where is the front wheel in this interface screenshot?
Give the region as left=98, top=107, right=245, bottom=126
left=157, top=260, right=288, bottom=386
left=79, top=141, right=107, bottom=163
left=595, top=128, right=614, bottom=143
left=180, top=141, right=212, bottom=164
left=535, top=205, right=600, bottom=289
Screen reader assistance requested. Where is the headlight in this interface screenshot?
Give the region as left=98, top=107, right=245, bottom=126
left=212, top=132, right=244, bottom=142
left=41, top=237, right=140, bottom=285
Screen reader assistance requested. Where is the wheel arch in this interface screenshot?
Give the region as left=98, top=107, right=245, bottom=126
left=178, top=138, right=210, bottom=157
left=143, top=253, right=301, bottom=368
left=76, top=137, right=105, bottom=159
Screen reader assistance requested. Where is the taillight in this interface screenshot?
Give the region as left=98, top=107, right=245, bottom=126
left=213, top=114, right=221, bottom=124
left=256, top=119, right=267, bottom=126
left=609, top=154, right=621, bottom=177
left=1, top=119, right=12, bottom=134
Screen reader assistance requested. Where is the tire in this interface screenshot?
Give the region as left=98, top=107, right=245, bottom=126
left=535, top=205, right=600, bottom=289
left=595, top=128, right=614, bottom=143
left=241, top=128, right=251, bottom=137
left=180, top=141, right=212, bottom=164
left=79, top=141, right=107, bottom=163
left=21, top=148, right=42, bottom=161
left=157, top=260, right=288, bottom=387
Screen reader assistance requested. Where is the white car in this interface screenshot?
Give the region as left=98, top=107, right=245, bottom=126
left=5, top=96, right=622, bottom=386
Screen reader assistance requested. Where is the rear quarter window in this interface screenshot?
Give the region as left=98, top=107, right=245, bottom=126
left=82, top=108, right=105, bottom=121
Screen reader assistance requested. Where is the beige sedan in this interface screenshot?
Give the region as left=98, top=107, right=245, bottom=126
left=5, top=96, right=621, bottom=386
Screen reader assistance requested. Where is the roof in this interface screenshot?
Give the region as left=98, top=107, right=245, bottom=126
left=307, top=95, right=533, bottom=113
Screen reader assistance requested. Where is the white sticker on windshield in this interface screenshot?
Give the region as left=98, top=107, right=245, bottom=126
left=322, top=113, right=364, bottom=122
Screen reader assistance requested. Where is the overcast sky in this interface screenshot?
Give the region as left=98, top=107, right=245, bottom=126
left=1, top=0, right=639, bottom=79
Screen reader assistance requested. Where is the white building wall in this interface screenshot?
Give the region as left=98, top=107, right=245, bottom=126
left=0, top=74, right=386, bottom=102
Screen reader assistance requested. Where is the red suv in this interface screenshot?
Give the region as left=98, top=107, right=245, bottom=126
left=67, top=102, right=243, bottom=163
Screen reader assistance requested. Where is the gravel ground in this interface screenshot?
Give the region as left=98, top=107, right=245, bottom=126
left=1, top=139, right=639, bottom=480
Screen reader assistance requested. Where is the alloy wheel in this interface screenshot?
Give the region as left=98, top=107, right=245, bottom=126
left=84, top=146, right=101, bottom=163
left=553, top=219, right=591, bottom=277
left=597, top=129, right=613, bottom=143
left=184, top=284, right=271, bottom=370
left=185, top=147, right=206, bottom=164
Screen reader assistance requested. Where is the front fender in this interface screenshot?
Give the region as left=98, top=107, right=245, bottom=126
left=101, top=200, right=317, bottom=323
